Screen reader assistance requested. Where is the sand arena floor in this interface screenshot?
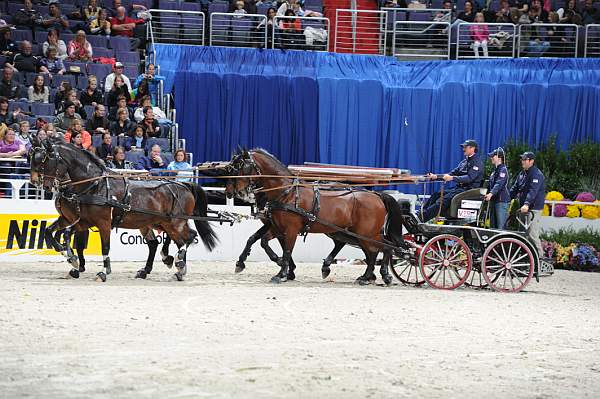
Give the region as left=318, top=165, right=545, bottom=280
left=0, top=261, right=599, bottom=398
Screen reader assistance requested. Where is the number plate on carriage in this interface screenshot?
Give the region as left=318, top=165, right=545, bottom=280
left=457, top=209, right=478, bottom=219
left=461, top=200, right=482, bottom=209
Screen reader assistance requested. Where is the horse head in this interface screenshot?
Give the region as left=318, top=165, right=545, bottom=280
left=225, top=148, right=257, bottom=202
left=29, top=138, right=72, bottom=192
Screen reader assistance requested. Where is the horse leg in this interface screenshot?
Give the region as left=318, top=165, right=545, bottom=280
left=160, top=234, right=174, bottom=268
left=74, top=229, right=88, bottom=273
left=95, top=222, right=112, bottom=282
left=45, top=218, right=79, bottom=278
left=322, top=240, right=346, bottom=279
left=271, top=234, right=296, bottom=284
left=274, top=236, right=297, bottom=281
left=380, top=250, right=393, bottom=286
left=236, top=223, right=272, bottom=274
left=162, top=223, right=195, bottom=281
left=62, top=227, right=83, bottom=279
left=136, top=228, right=158, bottom=279
left=356, top=250, right=378, bottom=285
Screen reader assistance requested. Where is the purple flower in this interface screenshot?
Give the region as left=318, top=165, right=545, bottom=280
left=575, top=192, right=595, bottom=203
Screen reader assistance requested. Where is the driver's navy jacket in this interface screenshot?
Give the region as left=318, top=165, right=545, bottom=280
left=509, top=166, right=546, bottom=210
left=488, top=164, right=510, bottom=203
left=449, top=152, right=484, bottom=190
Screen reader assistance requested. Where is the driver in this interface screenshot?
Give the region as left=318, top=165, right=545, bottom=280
left=420, top=139, right=484, bottom=222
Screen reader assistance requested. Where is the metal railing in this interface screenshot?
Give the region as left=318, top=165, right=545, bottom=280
left=0, top=160, right=45, bottom=200
left=209, top=13, right=268, bottom=49
left=456, top=22, right=516, bottom=59
left=334, top=9, right=387, bottom=55
left=272, top=16, right=330, bottom=51
left=517, top=23, right=579, bottom=58
left=392, top=20, right=450, bottom=59
left=149, top=9, right=205, bottom=46
left=584, top=24, right=600, bottom=58
left=382, top=7, right=452, bottom=34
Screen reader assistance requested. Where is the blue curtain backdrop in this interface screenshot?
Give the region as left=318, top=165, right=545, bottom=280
left=155, top=45, right=600, bottom=180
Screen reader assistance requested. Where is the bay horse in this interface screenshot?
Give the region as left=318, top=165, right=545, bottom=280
left=29, top=137, right=218, bottom=282
left=227, top=148, right=405, bottom=284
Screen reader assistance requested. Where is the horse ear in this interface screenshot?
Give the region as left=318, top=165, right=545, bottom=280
left=43, top=139, right=53, bottom=152
left=242, top=146, right=249, bottom=157
left=31, top=134, right=40, bottom=148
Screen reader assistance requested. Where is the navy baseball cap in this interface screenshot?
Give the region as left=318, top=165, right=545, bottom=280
left=520, top=151, right=535, bottom=160
left=460, top=139, right=478, bottom=148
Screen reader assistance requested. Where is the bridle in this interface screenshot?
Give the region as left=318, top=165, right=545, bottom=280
left=227, top=151, right=263, bottom=197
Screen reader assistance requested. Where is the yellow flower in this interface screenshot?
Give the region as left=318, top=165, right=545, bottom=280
left=566, top=205, right=580, bottom=218
left=542, top=204, right=550, bottom=216
left=582, top=201, right=600, bottom=219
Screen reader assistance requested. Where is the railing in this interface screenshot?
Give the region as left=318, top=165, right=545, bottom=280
left=0, top=159, right=44, bottom=200
left=545, top=200, right=600, bottom=216
left=517, top=23, right=579, bottom=58
left=392, top=20, right=450, bottom=59
left=209, top=13, right=268, bottom=49
left=272, top=16, right=330, bottom=51
left=382, top=7, right=452, bottom=34
left=584, top=24, right=600, bottom=58
left=149, top=9, right=205, bottom=46
left=456, top=23, right=516, bottom=59
left=334, top=9, right=387, bottom=55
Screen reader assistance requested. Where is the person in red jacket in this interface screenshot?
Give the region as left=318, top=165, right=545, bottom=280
left=110, top=6, right=144, bottom=49
left=64, top=119, right=92, bottom=150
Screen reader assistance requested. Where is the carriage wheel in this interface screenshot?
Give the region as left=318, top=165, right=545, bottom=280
left=389, top=256, right=426, bottom=286
left=482, top=237, right=534, bottom=293
left=464, top=268, right=489, bottom=289
left=419, top=234, right=472, bottom=290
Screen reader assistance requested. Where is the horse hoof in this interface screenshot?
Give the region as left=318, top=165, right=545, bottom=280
left=136, top=270, right=147, bottom=279
left=383, top=276, right=393, bottom=286
left=322, top=267, right=331, bottom=279
left=287, top=271, right=296, bottom=281
left=163, top=255, right=174, bottom=268
left=79, top=264, right=85, bottom=273
left=355, top=277, right=371, bottom=286
left=68, top=269, right=79, bottom=279
left=235, top=262, right=245, bottom=274
left=270, top=275, right=286, bottom=284
left=105, top=265, right=112, bottom=275
left=96, top=272, right=107, bottom=282
left=173, top=272, right=184, bottom=282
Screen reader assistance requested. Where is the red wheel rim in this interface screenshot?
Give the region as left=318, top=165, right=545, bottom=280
left=482, top=238, right=534, bottom=293
left=419, top=234, right=472, bottom=290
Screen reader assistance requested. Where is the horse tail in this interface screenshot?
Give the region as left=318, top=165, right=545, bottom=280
left=379, top=193, right=405, bottom=249
left=185, top=182, right=219, bottom=251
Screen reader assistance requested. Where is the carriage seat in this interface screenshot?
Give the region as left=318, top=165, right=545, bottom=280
left=445, top=180, right=489, bottom=219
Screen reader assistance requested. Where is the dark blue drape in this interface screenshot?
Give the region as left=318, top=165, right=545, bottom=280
left=156, top=45, right=600, bottom=179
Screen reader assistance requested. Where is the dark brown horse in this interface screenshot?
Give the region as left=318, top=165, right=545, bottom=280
left=29, top=137, right=217, bottom=282
left=227, top=149, right=405, bottom=284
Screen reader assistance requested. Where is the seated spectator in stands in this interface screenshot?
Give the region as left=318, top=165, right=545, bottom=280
left=107, top=76, right=131, bottom=108
left=14, top=0, right=44, bottom=32
left=546, top=11, right=567, bottom=54
left=107, top=0, right=148, bottom=18
left=134, top=95, right=166, bottom=123
left=0, top=98, right=16, bottom=126
left=54, top=81, right=73, bottom=110
left=470, top=13, right=489, bottom=58
left=89, top=9, right=112, bottom=36
left=69, top=131, right=85, bottom=150
left=36, top=128, right=47, bottom=141
left=41, top=1, right=70, bottom=32
left=509, top=0, right=529, bottom=16
left=35, top=117, right=48, bottom=132
left=109, top=94, right=133, bottom=121
left=110, top=6, right=145, bottom=50
left=458, top=1, right=476, bottom=22
left=141, top=107, right=161, bottom=138
left=229, top=0, right=257, bottom=14
left=124, top=124, right=147, bottom=151
left=80, top=76, right=104, bottom=107
left=135, top=143, right=167, bottom=172
left=132, top=78, right=149, bottom=105
left=233, top=1, right=248, bottom=18
left=109, top=108, right=134, bottom=137
left=105, top=62, right=132, bottom=94
left=43, top=29, right=68, bottom=61
left=54, top=101, right=83, bottom=133
left=291, top=1, right=323, bottom=18
left=68, top=30, right=93, bottom=62
left=57, top=90, right=87, bottom=119
left=0, top=128, right=26, bottom=157
left=133, top=64, right=165, bottom=105
left=528, top=0, right=549, bottom=22
left=279, top=9, right=303, bottom=47
left=17, top=120, right=32, bottom=151
left=167, top=149, right=193, bottom=182
left=0, top=24, right=17, bottom=59
left=0, top=69, right=23, bottom=100
left=87, top=104, right=110, bottom=135
left=95, top=132, right=114, bottom=161
left=257, top=8, right=277, bottom=39
left=496, top=0, right=512, bottom=23
left=433, top=1, right=453, bottom=23
left=41, top=46, right=66, bottom=77
left=582, top=0, right=600, bottom=25
left=45, top=123, right=61, bottom=139
left=558, top=0, right=582, bottom=24
left=83, top=0, right=103, bottom=23
left=12, top=41, right=46, bottom=74
left=64, top=119, right=92, bottom=150
left=107, top=146, right=130, bottom=169
left=28, top=74, right=49, bottom=103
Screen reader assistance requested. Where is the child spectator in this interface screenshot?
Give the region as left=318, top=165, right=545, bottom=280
left=124, top=124, right=147, bottom=152
left=67, top=30, right=93, bottom=62
left=134, top=95, right=166, bottom=123
left=167, top=149, right=193, bottom=182
left=470, top=12, right=489, bottom=58
left=42, top=29, right=68, bottom=61
left=41, top=45, right=66, bottom=77
left=64, top=119, right=92, bottom=150
left=28, top=75, right=50, bottom=103
left=80, top=76, right=104, bottom=107
left=233, top=1, right=248, bottom=18
left=17, top=120, right=32, bottom=151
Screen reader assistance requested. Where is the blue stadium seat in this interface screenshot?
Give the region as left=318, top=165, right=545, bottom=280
left=87, top=63, right=112, bottom=85
left=7, top=3, right=22, bottom=17
left=181, top=2, right=202, bottom=12
left=115, top=51, right=140, bottom=65
left=209, top=3, right=229, bottom=14
left=109, top=36, right=132, bottom=52
left=93, top=47, right=115, bottom=58
left=31, top=102, right=56, bottom=117
left=84, top=105, right=95, bottom=118
left=51, top=74, right=77, bottom=89
left=35, top=31, right=49, bottom=45
left=12, top=29, right=33, bottom=43
left=125, top=150, right=145, bottom=164
left=158, top=0, right=181, bottom=10
left=9, top=100, right=30, bottom=113
left=146, top=137, right=170, bottom=152
left=24, top=72, right=51, bottom=86
left=87, top=35, right=108, bottom=49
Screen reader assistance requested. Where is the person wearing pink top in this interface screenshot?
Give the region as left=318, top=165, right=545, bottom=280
left=469, top=12, right=489, bottom=58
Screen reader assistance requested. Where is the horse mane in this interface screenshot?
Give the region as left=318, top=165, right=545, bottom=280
left=250, top=148, right=290, bottom=173
left=50, top=137, right=109, bottom=173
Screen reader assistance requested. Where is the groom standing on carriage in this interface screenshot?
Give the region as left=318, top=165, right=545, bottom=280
left=420, top=139, right=485, bottom=222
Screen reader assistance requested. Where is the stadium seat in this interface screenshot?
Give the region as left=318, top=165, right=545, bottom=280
left=158, top=0, right=180, bottom=10
left=93, top=47, right=115, bottom=58
left=8, top=100, right=30, bottom=113
left=51, top=74, right=77, bottom=89
left=30, top=102, right=56, bottom=117
left=23, top=72, right=51, bottom=86
left=62, top=33, right=75, bottom=44
left=116, top=51, right=140, bottom=65
left=35, top=31, right=49, bottom=45
left=146, top=137, right=170, bottom=152
left=209, top=3, right=229, bottom=14
left=162, top=152, right=174, bottom=165
left=181, top=2, right=202, bottom=12
left=84, top=105, right=95, bottom=118
left=125, top=150, right=145, bottom=164
left=7, top=3, right=22, bottom=16
left=109, top=36, right=132, bottom=52
left=304, top=0, right=324, bottom=8
left=87, top=35, right=108, bottom=49
left=12, top=29, right=33, bottom=43
left=124, top=65, right=139, bottom=80
left=87, top=63, right=112, bottom=85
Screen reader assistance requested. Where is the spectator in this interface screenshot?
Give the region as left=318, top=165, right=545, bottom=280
left=230, top=0, right=257, bottom=14
left=35, top=117, right=48, bottom=132
left=89, top=9, right=111, bottom=36
left=279, top=9, right=303, bottom=48
left=458, top=1, right=476, bottom=22
left=109, top=94, right=132, bottom=121
left=547, top=11, right=567, bottom=55
left=582, top=0, right=599, bottom=25
left=41, top=1, right=70, bottom=32
left=167, top=149, right=193, bottom=182
left=124, top=124, right=147, bottom=151
left=12, top=41, right=46, bottom=74
left=233, top=1, right=248, bottom=18
left=104, top=62, right=132, bottom=94
left=0, top=97, right=20, bottom=126
left=107, top=76, right=130, bottom=108
left=17, top=120, right=32, bottom=151
left=87, top=104, right=110, bottom=135
left=141, top=107, right=161, bottom=138
left=41, top=45, right=66, bottom=77
left=80, top=75, right=104, bottom=107
left=57, top=90, right=87, bottom=119
left=36, top=128, right=47, bottom=141
left=28, top=74, right=49, bottom=103
left=64, top=119, right=92, bottom=150
left=135, top=143, right=167, bottom=172
left=14, top=0, right=44, bottom=32
left=0, top=69, right=23, bottom=100
left=132, top=78, right=149, bottom=105
left=558, top=0, right=581, bottom=24
left=528, top=0, right=549, bottom=22
left=54, top=101, right=83, bottom=133
left=256, top=8, right=277, bottom=41
left=106, top=146, right=130, bottom=169
left=42, top=29, right=68, bottom=61
left=133, top=63, right=165, bottom=106
left=69, top=131, right=85, bottom=150
left=83, top=0, right=103, bottom=23
left=45, top=123, right=60, bottom=139
left=95, top=132, right=114, bottom=161
left=291, top=2, right=323, bottom=17
left=0, top=24, right=17, bottom=58
left=54, top=81, right=73, bottom=110
left=107, top=0, right=148, bottom=18
left=109, top=108, right=134, bottom=137
left=496, top=0, right=512, bottom=23
left=110, top=6, right=144, bottom=50
left=67, top=30, right=93, bottom=62
left=134, top=95, right=166, bottom=123
left=510, top=0, right=530, bottom=15
left=470, top=12, right=489, bottom=58
left=0, top=128, right=26, bottom=157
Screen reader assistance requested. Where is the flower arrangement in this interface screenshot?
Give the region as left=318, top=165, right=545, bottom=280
left=541, top=228, right=600, bottom=272
left=582, top=200, right=600, bottom=219
left=543, top=191, right=599, bottom=219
